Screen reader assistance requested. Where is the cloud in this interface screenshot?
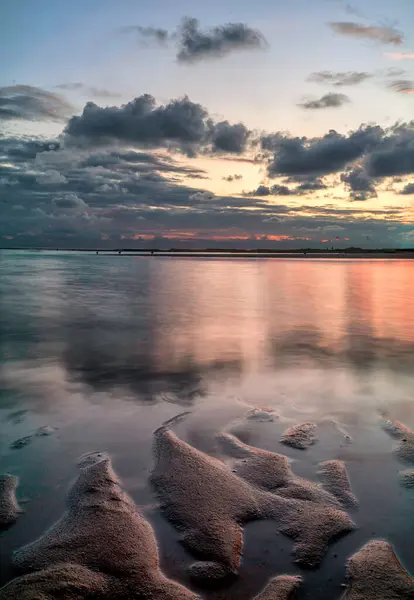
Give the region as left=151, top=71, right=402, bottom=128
left=296, top=178, right=327, bottom=191
left=340, top=166, right=377, bottom=200
left=329, top=22, right=403, bottom=45
left=390, top=80, right=414, bottom=94
left=118, top=25, right=169, bottom=44
left=64, top=94, right=251, bottom=155
left=385, top=52, right=414, bottom=60
left=400, top=183, right=414, bottom=195
left=0, top=85, right=74, bottom=121
left=222, top=174, right=243, bottom=182
left=261, top=124, right=383, bottom=177
left=298, top=92, right=350, bottom=110
left=36, top=169, right=68, bottom=185
left=307, top=71, right=372, bottom=86
left=245, top=184, right=295, bottom=196
left=52, top=193, right=88, bottom=210
left=1, top=112, right=414, bottom=249
left=176, top=17, right=267, bottom=63
left=55, top=83, right=122, bottom=99
left=364, top=123, right=414, bottom=177
left=211, top=121, right=250, bottom=153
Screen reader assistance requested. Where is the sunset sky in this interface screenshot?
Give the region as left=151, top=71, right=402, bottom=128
left=1, top=0, right=413, bottom=248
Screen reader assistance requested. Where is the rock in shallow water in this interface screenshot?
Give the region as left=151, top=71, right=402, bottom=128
left=0, top=457, right=200, bottom=600
left=253, top=575, right=302, bottom=599
left=151, top=425, right=354, bottom=580
left=280, top=422, right=317, bottom=450
left=0, top=474, right=22, bottom=530
left=381, top=417, right=414, bottom=464
left=318, top=460, right=358, bottom=510
left=400, top=469, right=414, bottom=488
left=343, top=539, right=414, bottom=599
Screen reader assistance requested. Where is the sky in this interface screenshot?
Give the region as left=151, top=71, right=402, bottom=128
left=0, top=0, right=413, bottom=249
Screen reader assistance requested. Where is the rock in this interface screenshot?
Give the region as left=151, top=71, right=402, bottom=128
left=0, top=474, right=22, bottom=530
left=342, top=539, right=414, bottom=599
left=0, top=456, right=199, bottom=600
left=151, top=426, right=354, bottom=578
left=400, top=469, right=414, bottom=488
left=10, top=436, right=32, bottom=450
left=281, top=423, right=317, bottom=450
left=318, top=460, right=358, bottom=509
left=381, top=418, right=414, bottom=464
left=253, top=575, right=302, bottom=599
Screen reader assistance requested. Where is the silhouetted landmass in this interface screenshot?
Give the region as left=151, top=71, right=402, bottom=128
left=1, top=247, right=414, bottom=257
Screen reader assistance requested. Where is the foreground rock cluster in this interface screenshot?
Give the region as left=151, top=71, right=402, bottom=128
left=0, top=417, right=413, bottom=599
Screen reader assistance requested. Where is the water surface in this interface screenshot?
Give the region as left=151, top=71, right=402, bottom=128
left=0, top=251, right=413, bottom=598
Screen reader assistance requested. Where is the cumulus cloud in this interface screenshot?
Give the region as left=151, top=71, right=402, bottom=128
left=245, top=184, right=295, bottom=196
left=52, top=193, right=88, bottom=210
left=55, top=83, right=122, bottom=99
left=0, top=85, right=74, bottom=121
left=176, top=17, right=267, bottom=63
left=64, top=94, right=251, bottom=155
left=307, top=71, right=372, bottom=86
left=36, top=169, right=68, bottom=185
left=261, top=125, right=383, bottom=177
left=329, top=22, right=403, bottom=45
left=340, top=167, right=377, bottom=200
left=400, top=183, right=414, bottom=194
left=1, top=109, right=414, bottom=249
left=298, top=93, right=350, bottom=110
left=222, top=174, right=243, bottom=182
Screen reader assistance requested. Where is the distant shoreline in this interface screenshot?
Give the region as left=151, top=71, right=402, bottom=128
left=1, top=248, right=414, bottom=259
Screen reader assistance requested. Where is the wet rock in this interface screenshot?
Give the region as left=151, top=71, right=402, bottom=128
left=0, top=457, right=199, bottom=600
left=10, top=436, right=32, bottom=450
left=381, top=418, right=414, bottom=464
left=0, top=474, right=22, bottom=530
left=151, top=426, right=354, bottom=578
left=246, top=408, right=278, bottom=422
left=253, top=575, right=302, bottom=599
left=343, top=539, right=414, bottom=599
left=217, top=433, right=338, bottom=508
left=318, top=460, right=358, bottom=509
left=281, top=423, right=317, bottom=450
left=400, top=469, right=414, bottom=488
left=35, top=425, right=56, bottom=437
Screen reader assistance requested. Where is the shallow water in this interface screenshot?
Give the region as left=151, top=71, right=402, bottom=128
left=0, top=250, right=413, bottom=597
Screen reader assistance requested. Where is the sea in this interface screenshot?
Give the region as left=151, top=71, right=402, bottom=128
left=0, top=250, right=413, bottom=599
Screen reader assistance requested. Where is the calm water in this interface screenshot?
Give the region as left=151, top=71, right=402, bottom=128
left=0, top=250, right=413, bottom=598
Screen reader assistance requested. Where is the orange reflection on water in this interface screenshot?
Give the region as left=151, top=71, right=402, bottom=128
left=148, top=258, right=414, bottom=373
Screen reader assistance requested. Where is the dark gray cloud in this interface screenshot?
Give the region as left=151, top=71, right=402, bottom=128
left=118, top=25, right=169, bottom=44
left=364, top=123, right=414, bottom=177
left=211, top=121, right=250, bottom=153
left=0, top=85, right=74, bottom=121
left=245, top=184, right=295, bottom=196
left=390, top=80, right=414, bottom=94
left=296, top=178, right=327, bottom=191
left=308, top=71, right=372, bottom=86
left=400, top=183, right=414, bottom=195
left=55, top=83, right=122, bottom=99
left=329, top=22, right=403, bottom=45
left=176, top=17, right=267, bottom=63
left=1, top=110, right=413, bottom=249
left=340, top=167, right=377, bottom=200
left=64, top=94, right=251, bottom=155
left=222, top=174, right=243, bottom=182
left=261, top=125, right=383, bottom=177
left=298, top=93, right=350, bottom=110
